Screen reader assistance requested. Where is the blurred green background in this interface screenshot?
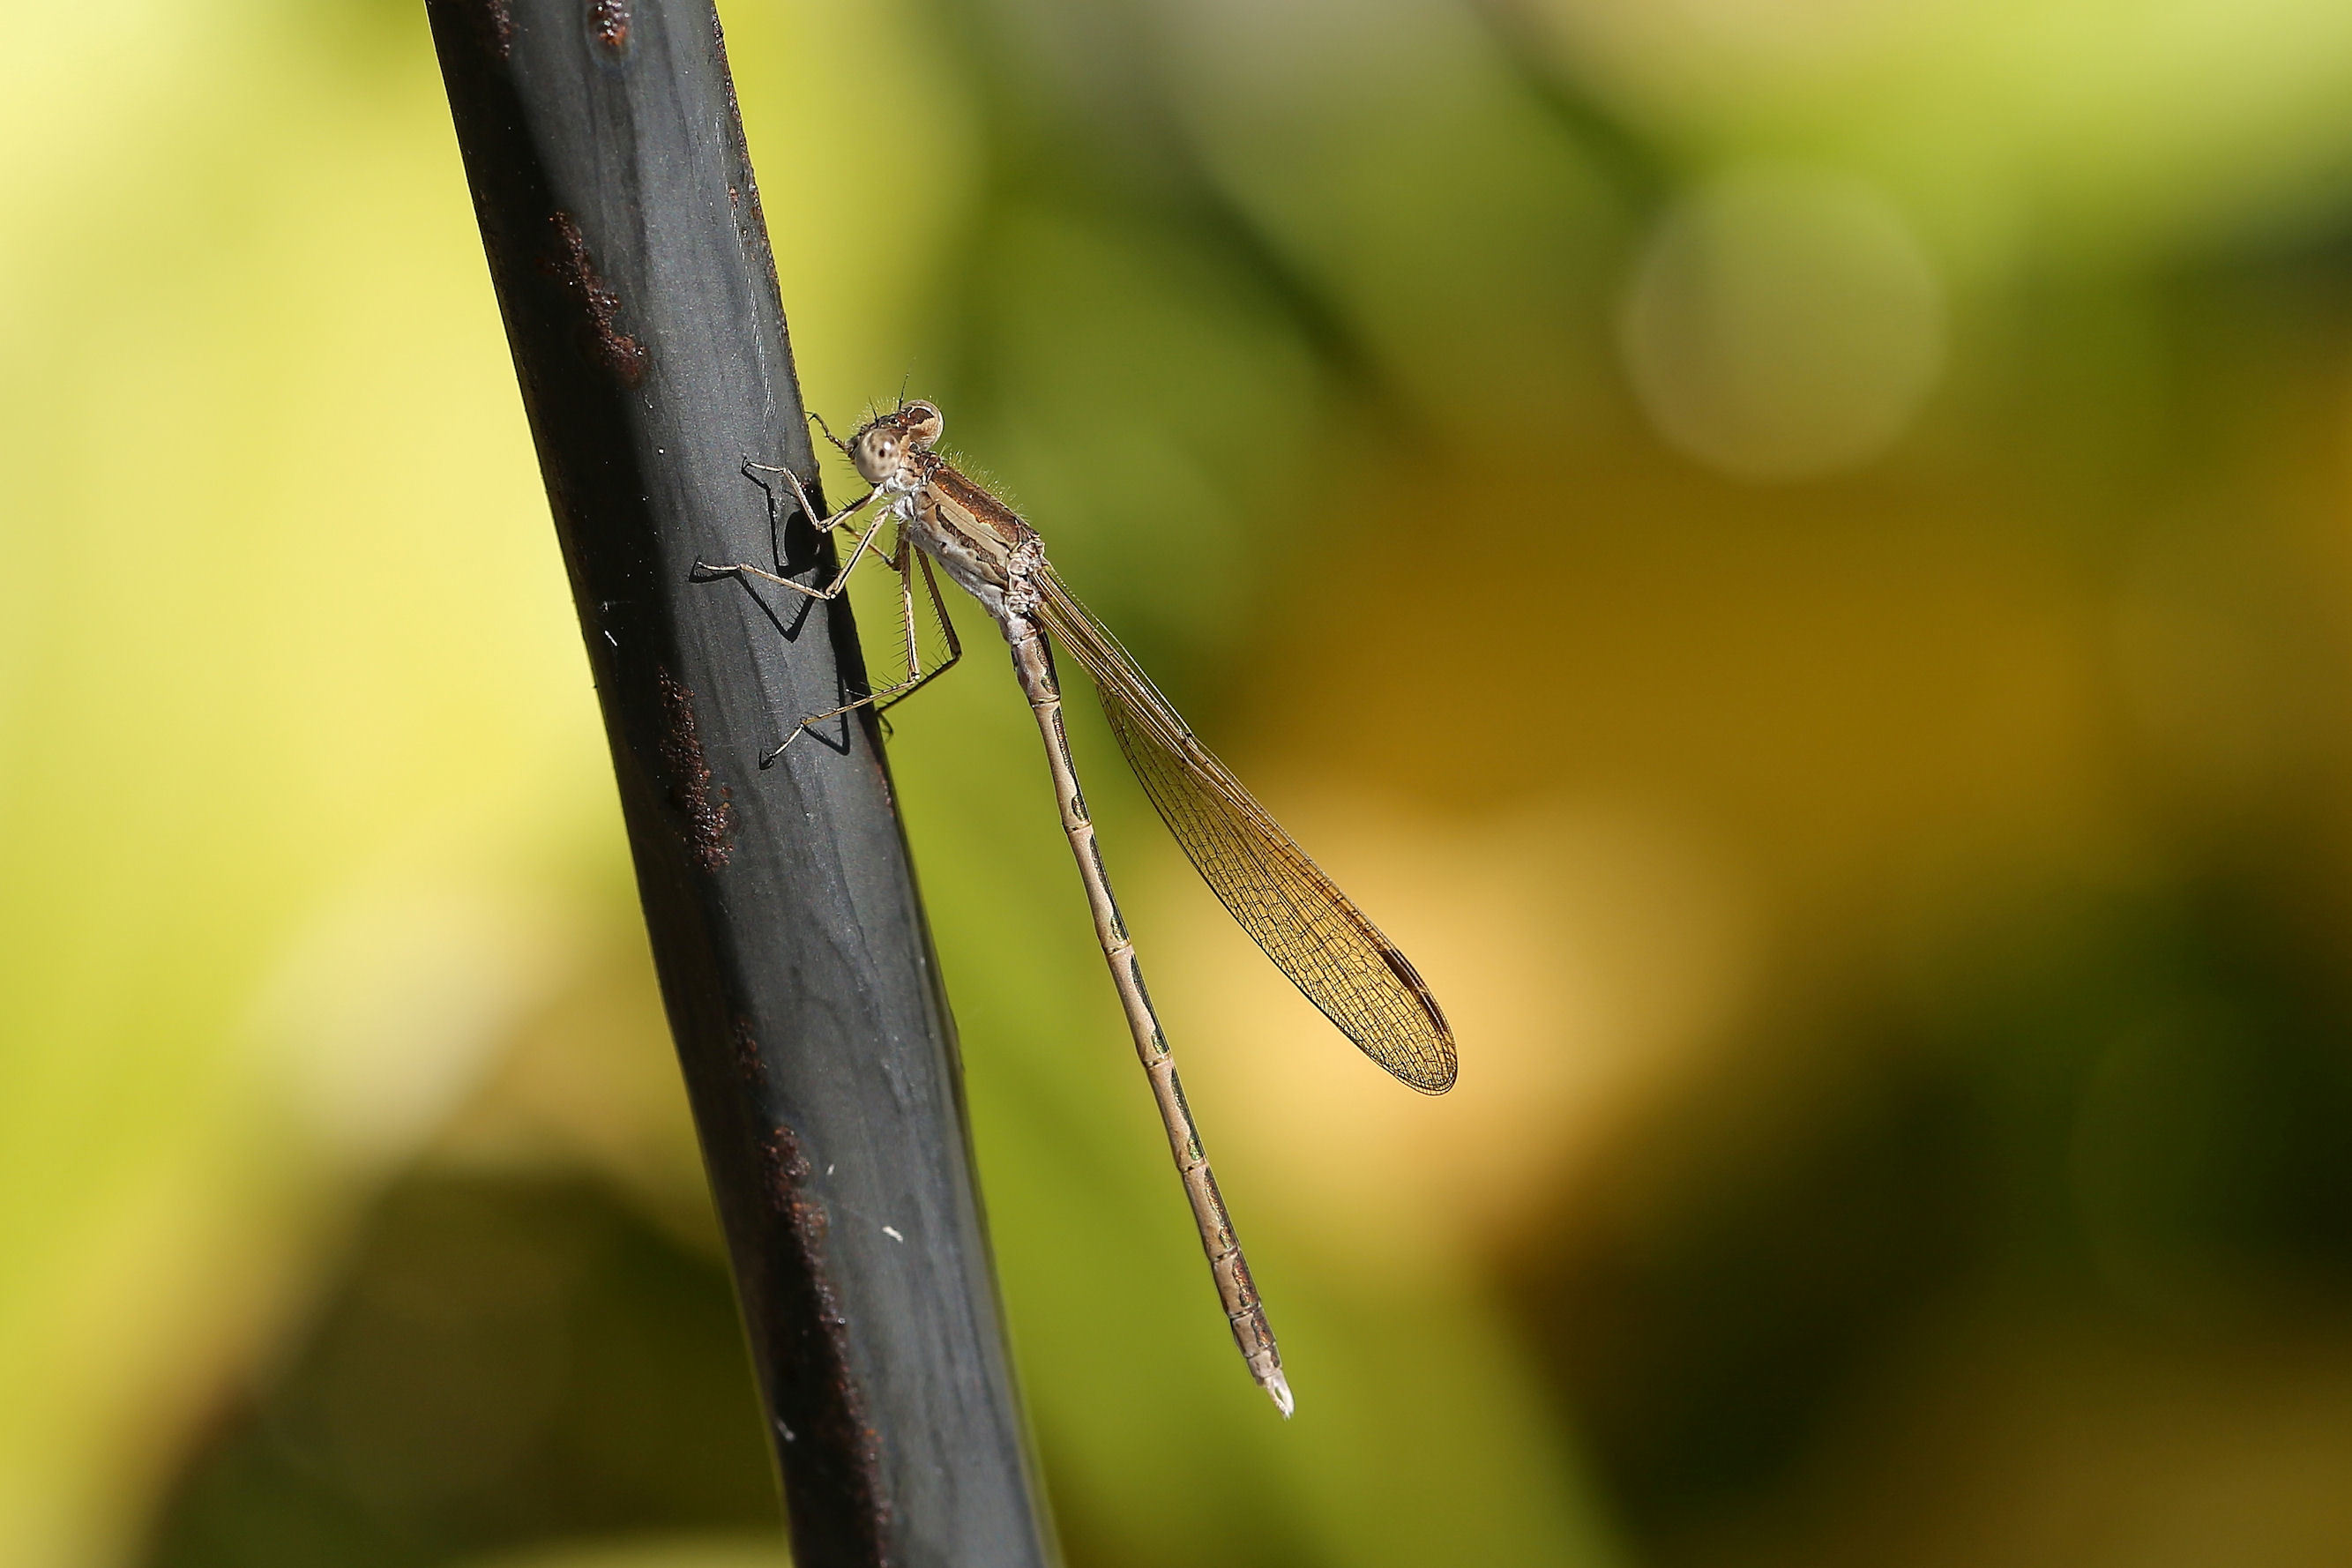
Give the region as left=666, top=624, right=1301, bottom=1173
left=11, top=0, right=2352, bottom=1564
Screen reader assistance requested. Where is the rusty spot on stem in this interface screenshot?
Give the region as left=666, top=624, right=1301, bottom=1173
left=587, top=0, right=629, bottom=50
left=541, top=211, right=647, bottom=385
left=656, top=668, right=735, bottom=871
left=764, top=1127, right=892, bottom=1563
left=476, top=0, right=514, bottom=57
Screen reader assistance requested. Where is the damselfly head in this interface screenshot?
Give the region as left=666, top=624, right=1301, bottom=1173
left=848, top=399, right=945, bottom=484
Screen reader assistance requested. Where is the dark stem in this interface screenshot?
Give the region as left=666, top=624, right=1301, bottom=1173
left=421, top=3, right=1056, bottom=1564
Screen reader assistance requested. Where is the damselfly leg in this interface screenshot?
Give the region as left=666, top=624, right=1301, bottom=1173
left=755, top=532, right=964, bottom=764
left=696, top=459, right=884, bottom=601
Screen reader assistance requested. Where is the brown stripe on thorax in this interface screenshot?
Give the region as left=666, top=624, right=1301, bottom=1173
left=929, top=462, right=1034, bottom=549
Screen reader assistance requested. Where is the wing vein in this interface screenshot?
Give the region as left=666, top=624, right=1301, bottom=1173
left=1032, top=567, right=1456, bottom=1094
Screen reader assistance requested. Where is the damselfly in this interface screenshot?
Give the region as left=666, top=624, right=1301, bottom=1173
left=699, top=400, right=1456, bottom=1415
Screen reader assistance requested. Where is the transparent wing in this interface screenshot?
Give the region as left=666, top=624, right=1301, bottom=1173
left=1033, top=567, right=1457, bottom=1094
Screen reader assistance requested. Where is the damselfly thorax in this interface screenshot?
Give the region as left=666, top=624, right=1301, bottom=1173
left=699, top=399, right=1456, bottom=1418
left=845, top=401, right=1042, bottom=627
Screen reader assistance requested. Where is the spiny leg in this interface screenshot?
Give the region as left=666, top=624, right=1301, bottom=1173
left=894, top=528, right=922, bottom=683
left=876, top=549, right=964, bottom=718
left=735, top=444, right=874, bottom=539
left=763, top=538, right=964, bottom=765
left=807, top=408, right=849, bottom=456
left=696, top=490, right=887, bottom=603
left=743, top=458, right=871, bottom=540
